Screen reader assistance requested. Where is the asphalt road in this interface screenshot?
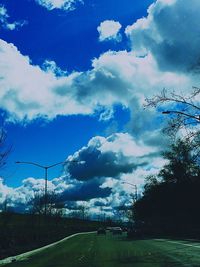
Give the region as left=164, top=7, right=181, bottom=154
left=2, top=232, right=200, bottom=267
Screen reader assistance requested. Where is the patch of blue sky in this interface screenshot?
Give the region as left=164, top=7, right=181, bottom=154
left=0, top=0, right=153, bottom=72
left=3, top=104, right=130, bottom=187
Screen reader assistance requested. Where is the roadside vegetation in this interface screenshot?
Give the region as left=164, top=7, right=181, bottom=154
left=130, top=88, right=200, bottom=238
left=133, top=138, right=200, bottom=238
left=4, top=232, right=200, bottom=267
left=0, top=88, right=199, bottom=262
left=0, top=212, right=106, bottom=260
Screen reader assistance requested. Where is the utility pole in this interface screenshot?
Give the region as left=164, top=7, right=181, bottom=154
left=122, top=181, right=138, bottom=202
left=16, top=161, right=65, bottom=215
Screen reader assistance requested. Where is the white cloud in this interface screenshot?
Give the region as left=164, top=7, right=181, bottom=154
left=1, top=0, right=200, bottom=217
left=0, top=0, right=198, bottom=124
left=59, top=132, right=168, bottom=216
left=0, top=39, right=93, bottom=121
left=65, top=132, right=162, bottom=181
left=97, top=20, right=122, bottom=42
left=125, top=0, right=200, bottom=73
left=0, top=130, right=165, bottom=216
left=0, top=176, right=67, bottom=210
left=0, top=178, right=14, bottom=204
left=35, top=0, right=83, bottom=11
left=0, top=5, right=26, bottom=31
left=0, top=39, right=192, bottom=123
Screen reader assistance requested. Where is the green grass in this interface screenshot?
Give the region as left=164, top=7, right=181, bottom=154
left=3, top=233, right=200, bottom=267
left=0, top=212, right=105, bottom=259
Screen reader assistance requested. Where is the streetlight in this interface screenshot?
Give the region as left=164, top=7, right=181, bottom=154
left=16, top=161, right=65, bottom=215
left=162, top=110, right=200, bottom=121
left=122, top=181, right=138, bottom=202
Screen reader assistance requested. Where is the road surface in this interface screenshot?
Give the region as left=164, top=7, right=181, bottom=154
left=2, top=232, right=200, bottom=267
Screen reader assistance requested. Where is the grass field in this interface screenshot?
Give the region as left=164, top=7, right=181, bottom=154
left=0, top=213, right=104, bottom=259
left=2, top=232, right=200, bottom=267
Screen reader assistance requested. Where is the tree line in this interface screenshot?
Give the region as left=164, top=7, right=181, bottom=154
left=132, top=88, right=200, bottom=238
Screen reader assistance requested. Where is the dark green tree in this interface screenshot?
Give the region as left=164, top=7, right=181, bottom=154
left=134, top=139, right=200, bottom=237
left=160, top=139, right=199, bottom=184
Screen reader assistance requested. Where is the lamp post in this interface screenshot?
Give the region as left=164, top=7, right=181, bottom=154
left=122, top=181, right=138, bottom=203
left=16, top=161, right=65, bottom=215
left=162, top=110, right=200, bottom=121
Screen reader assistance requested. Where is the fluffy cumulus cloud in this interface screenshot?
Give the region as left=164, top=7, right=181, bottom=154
left=125, top=0, right=200, bottom=73
left=0, top=5, right=26, bottom=31
left=0, top=176, right=111, bottom=214
left=0, top=39, right=93, bottom=121
left=68, top=135, right=145, bottom=180
left=97, top=20, right=122, bottom=42
left=0, top=178, right=14, bottom=204
left=0, top=176, right=66, bottom=211
left=0, top=39, right=191, bottom=122
left=0, top=132, right=166, bottom=217
left=60, top=132, right=166, bottom=216
left=59, top=178, right=112, bottom=201
left=2, top=178, right=54, bottom=206
left=35, top=0, right=83, bottom=11
left=0, top=0, right=198, bottom=122
left=66, top=133, right=159, bottom=181
left=1, top=0, right=200, bottom=217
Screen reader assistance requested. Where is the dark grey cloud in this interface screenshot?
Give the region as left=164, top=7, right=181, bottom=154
left=71, top=66, right=130, bottom=106
left=59, top=178, right=111, bottom=201
left=93, top=200, right=109, bottom=207
left=0, top=131, right=167, bottom=217
left=126, top=0, right=200, bottom=73
left=0, top=39, right=191, bottom=122
left=65, top=135, right=147, bottom=181
left=125, top=96, right=170, bottom=149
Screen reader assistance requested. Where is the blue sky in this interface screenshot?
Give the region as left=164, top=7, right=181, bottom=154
left=0, top=0, right=199, bottom=217
left=0, top=0, right=152, bottom=71
left=0, top=0, right=143, bottom=186
left=4, top=105, right=130, bottom=186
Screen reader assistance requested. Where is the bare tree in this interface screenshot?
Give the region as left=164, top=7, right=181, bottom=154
left=0, top=197, right=9, bottom=213
left=0, top=127, right=12, bottom=213
left=29, top=192, right=65, bottom=217
left=29, top=193, right=45, bottom=215
left=145, top=87, right=200, bottom=137
left=77, top=204, right=89, bottom=220
left=145, top=88, right=200, bottom=159
left=0, top=128, right=10, bottom=170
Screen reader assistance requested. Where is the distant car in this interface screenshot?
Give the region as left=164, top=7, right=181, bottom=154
left=97, top=228, right=106, bottom=235
left=112, top=227, right=122, bottom=235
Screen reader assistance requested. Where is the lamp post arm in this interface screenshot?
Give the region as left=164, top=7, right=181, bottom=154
left=162, top=110, right=200, bottom=121
left=122, top=181, right=136, bottom=188
left=16, top=161, right=65, bottom=169
left=46, top=162, right=65, bottom=169
left=16, top=161, right=46, bottom=169
left=122, top=181, right=138, bottom=202
left=16, top=160, right=65, bottom=216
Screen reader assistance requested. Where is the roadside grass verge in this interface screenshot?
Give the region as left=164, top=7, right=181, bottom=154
left=3, top=233, right=200, bottom=267
left=0, top=212, right=104, bottom=260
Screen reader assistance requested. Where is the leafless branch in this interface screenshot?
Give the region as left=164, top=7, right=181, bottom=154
left=0, top=128, right=11, bottom=170
left=146, top=88, right=200, bottom=159
left=145, top=88, right=200, bottom=111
